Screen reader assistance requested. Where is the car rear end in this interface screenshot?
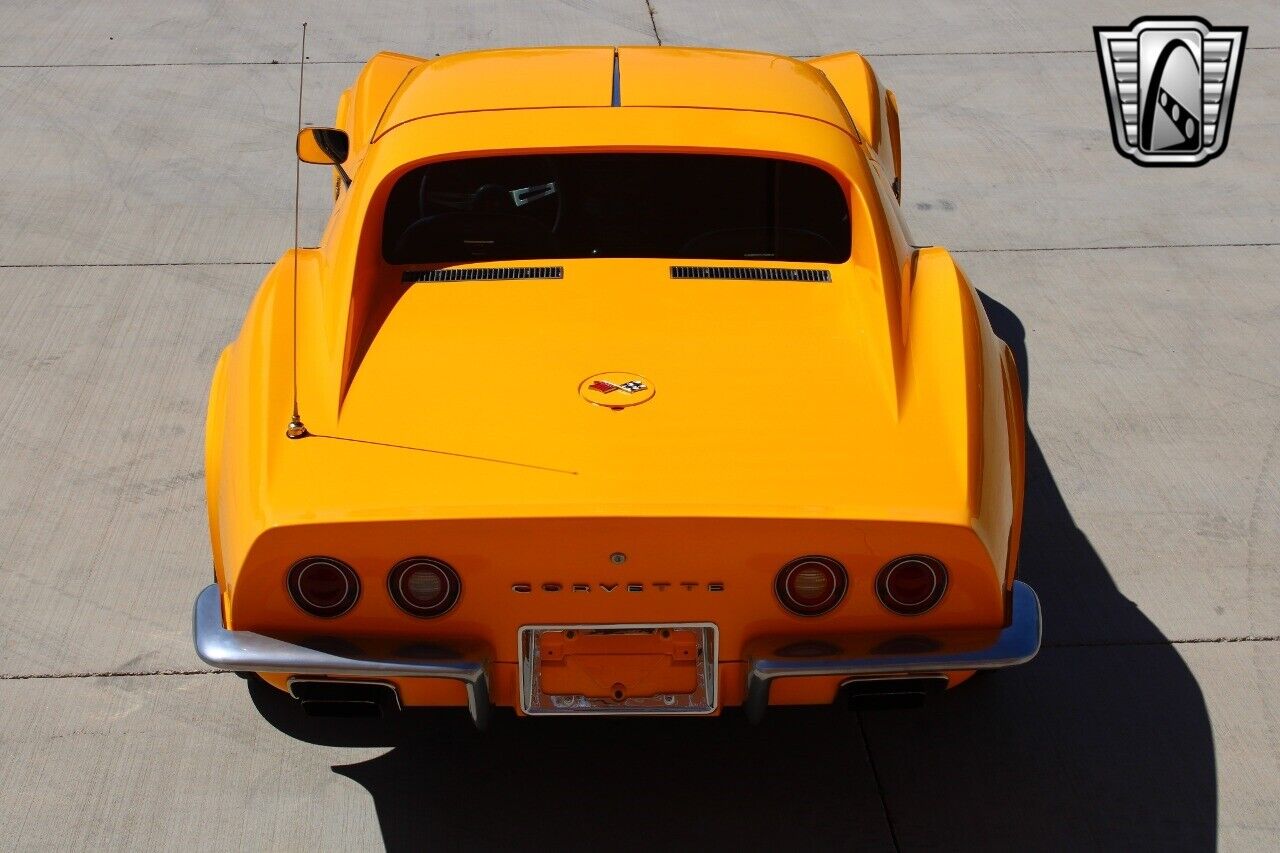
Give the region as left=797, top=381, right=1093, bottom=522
left=195, top=511, right=1039, bottom=725
left=197, top=47, right=1039, bottom=725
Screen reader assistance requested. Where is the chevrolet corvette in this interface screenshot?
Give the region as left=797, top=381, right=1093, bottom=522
left=193, top=46, right=1040, bottom=727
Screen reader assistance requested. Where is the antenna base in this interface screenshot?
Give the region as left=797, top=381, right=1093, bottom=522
left=286, top=418, right=309, bottom=440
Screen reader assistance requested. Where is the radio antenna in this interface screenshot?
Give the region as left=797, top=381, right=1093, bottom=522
left=286, top=22, right=309, bottom=439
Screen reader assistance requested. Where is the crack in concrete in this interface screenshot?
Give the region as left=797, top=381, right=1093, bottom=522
left=1046, top=635, right=1280, bottom=649
left=3, top=635, right=1276, bottom=680
left=951, top=241, right=1280, bottom=254
left=856, top=710, right=903, bottom=852
left=0, top=261, right=272, bottom=269
left=643, top=0, right=662, bottom=46
left=0, top=46, right=1276, bottom=69
left=3, top=242, right=1276, bottom=272
left=0, top=60, right=365, bottom=69
left=0, top=669, right=226, bottom=680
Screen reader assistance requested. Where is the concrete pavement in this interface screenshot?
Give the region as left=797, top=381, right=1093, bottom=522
left=0, top=2, right=1276, bottom=849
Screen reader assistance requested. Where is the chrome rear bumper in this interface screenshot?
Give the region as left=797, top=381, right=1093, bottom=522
left=194, top=580, right=1040, bottom=727
left=743, top=580, right=1042, bottom=722
left=191, top=584, right=491, bottom=728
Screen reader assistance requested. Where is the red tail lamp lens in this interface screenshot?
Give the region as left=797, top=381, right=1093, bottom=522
left=287, top=557, right=359, bottom=618
left=389, top=557, right=460, bottom=618
left=776, top=556, right=848, bottom=616
left=876, top=556, right=948, bottom=615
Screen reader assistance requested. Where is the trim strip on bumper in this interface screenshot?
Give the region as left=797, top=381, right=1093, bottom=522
left=744, top=580, right=1042, bottom=723
left=191, top=584, right=491, bottom=728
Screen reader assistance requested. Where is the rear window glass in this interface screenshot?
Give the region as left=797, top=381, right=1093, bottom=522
left=381, top=153, right=850, bottom=265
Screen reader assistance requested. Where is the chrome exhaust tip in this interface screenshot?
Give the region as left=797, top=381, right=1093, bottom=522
left=840, top=674, right=949, bottom=710
left=288, top=678, right=401, bottom=719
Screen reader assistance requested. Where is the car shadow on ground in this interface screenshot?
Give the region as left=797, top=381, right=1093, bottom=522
left=249, top=294, right=1216, bottom=851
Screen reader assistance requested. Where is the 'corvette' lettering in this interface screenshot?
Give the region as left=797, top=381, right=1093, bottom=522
left=511, top=582, right=724, bottom=593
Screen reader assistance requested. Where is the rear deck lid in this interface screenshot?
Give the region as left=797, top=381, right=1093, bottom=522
left=377, top=47, right=615, bottom=134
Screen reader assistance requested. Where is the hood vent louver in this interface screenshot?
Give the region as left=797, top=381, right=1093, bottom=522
left=403, top=266, right=563, bottom=283
left=670, top=265, right=831, bottom=282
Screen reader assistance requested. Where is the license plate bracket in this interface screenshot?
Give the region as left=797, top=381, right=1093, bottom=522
left=519, top=623, right=718, bottom=715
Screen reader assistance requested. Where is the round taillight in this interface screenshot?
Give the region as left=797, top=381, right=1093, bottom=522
left=775, top=556, right=848, bottom=616
left=876, top=556, right=948, bottom=615
left=388, top=557, right=460, bottom=618
left=287, top=557, right=359, bottom=618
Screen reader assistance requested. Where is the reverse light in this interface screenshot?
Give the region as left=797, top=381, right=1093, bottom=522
left=876, top=556, right=948, bottom=615
left=389, top=557, right=461, bottom=618
left=775, top=556, right=848, bottom=616
left=287, top=557, right=360, bottom=618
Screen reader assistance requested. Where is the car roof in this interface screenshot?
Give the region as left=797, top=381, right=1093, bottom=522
left=373, top=46, right=855, bottom=139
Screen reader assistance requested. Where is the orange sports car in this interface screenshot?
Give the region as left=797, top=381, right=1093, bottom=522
left=194, top=46, right=1040, bottom=727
